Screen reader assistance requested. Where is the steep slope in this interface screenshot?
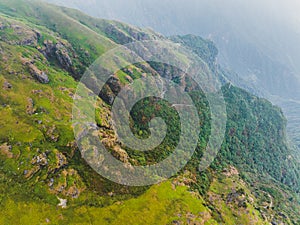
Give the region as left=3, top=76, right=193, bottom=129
left=45, top=0, right=300, bottom=157
left=0, top=1, right=299, bottom=224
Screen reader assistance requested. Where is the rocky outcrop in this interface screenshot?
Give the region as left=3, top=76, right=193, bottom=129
left=0, top=19, right=39, bottom=46
left=226, top=188, right=247, bottom=208
left=28, top=63, right=49, bottom=84
left=24, top=166, right=40, bottom=179
left=104, top=24, right=133, bottom=44
left=0, top=143, right=13, bottom=158
left=31, top=152, right=48, bottom=167
left=39, top=40, right=74, bottom=73
left=56, top=152, right=67, bottom=169
left=25, top=151, right=49, bottom=179
left=0, top=21, right=8, bottom=30
left=99, top=84, right=115, bottom=105
left=50, top=169, right=85, bottom=199
left=222, top=165, right=239, bottom=177
left=26, top=98, right=35, bottom=115
left=99, top=76, right=122, bottom=105
left=102, top=22, right=163, bottom=45
left=2, top=80, right=12, bottom=89
left=172, top=170, right=197, bottom=189
left=55, top=43, right=73, bottom=71
left=45, top=125, right=59, bottom=142
left=11, top=24, right=40, bottom=45
left=112, top=146, right=129, bottom=164
left=21, top=56, right=50, bottom=84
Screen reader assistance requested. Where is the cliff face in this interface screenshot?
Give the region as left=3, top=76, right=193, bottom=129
left=0, top=1, right=299, bottom=224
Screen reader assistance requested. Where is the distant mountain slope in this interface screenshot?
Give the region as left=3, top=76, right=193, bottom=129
left=0, top=1, right=299, bottom=224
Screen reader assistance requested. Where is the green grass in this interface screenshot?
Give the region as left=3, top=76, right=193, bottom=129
left=0, top=1, right=299, bottom=224
left=208, top=174, right=270, bottom=225
left=0, top=181, right=217, bottom=225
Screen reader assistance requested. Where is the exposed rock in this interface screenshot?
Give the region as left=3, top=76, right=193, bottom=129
left=31, top=89, right=43, bottom=95
left=172, top=170, right=197, bottom=188
left=31, top=152, right=48, bottom=167
left=99, top=76, right=122, bottom=105
left=35, top=71, right=49, bottom=84
left=3, top=80, right=12, bottom=89
left=48, top=178, right=54, bottom=187
left=112, top=146, right=129, bottom=164
left=0, top=143, right=13, bottom=158
left=102, top=22, right=159, bottom=45
left=41, top=40, right=55, bottom=56
left=278, top=212, right=287, bottom=219
left=26, top=98, right=35, bottom=115
left=125, top=75, right=133, bottom=83
left=107, top=76, right=122, bottom=95
left=24, top=166, right=40, bottom=179
left=57, top=185, right=66, bottom=193
left=2, top=22, right=38, bottom=46
left=122, top=67, right=134, bottom=75
left=222, top=165, right=239, bottom=177
left=66, top=141, right=78, bottom=157
left=226, top=188, right=247, bottom=208
left=50, top=169, right=85, bottom=199
left=39, top=40, right=74, bottom=73
left=55, top=43, right=73, bottom=70
left=183, top=211, right=211, bottom=225
left=99, top=84, right=115, bottom=105
left=56, top=152, right=67, bottom=169
left=66, top=186, right=79, bottom=199
left=28, top=64, right=49, bottom=84
left=0, top=21, right=8, bottom=30
left=104, top=24, right=133, bottom=44
left=45, top=125, right=59, bottom=142
left=24, top=152, right=49, bottom=179
left=0, top=18, right=42, bottom=46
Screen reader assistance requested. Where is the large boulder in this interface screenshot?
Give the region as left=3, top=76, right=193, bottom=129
left=28, top=63, right=50, bottom=84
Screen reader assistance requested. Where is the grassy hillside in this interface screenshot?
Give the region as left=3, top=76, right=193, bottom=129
left=0, top=0, right=299, bottom=224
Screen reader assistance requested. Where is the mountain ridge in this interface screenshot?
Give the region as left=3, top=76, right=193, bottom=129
left=0, top=1, right=299, bottom=224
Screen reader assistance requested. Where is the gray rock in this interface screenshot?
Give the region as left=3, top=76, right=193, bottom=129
left=3, top=81, right=12, bottom=89
left=55, top=43, right=73, bottom=70
left=35, top=71, right=49, bottom=84
left=26, top=98, right=35, bottom=115
left=0, top=22, right=7, bottom=30
left=40, top=40, right=73, bottom=73
left=29, top=64, right=49, bottom=84
left=49, top=178, right=54, bottom=187
left=31, top=153, right=48, bottom=166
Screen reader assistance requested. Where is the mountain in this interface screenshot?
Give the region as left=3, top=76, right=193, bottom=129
left=44, top=0, right=300, bottom=151
left=0, top=0, right=299, bottom=224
